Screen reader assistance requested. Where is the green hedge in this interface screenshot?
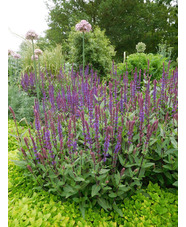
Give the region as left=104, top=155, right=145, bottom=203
left=8, top=119, right=178, bottom=226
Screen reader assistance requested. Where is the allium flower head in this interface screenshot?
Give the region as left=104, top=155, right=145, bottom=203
left=136, top=42, right=146, bottom=53
left=75, top=20, right=92, bottom=32
left=34, top=49, right=43, bottom=56
left=25, top=30, right=38, bottom=40
left=31, top=54, right=38, bottom=61
left=13, top=53, right=21, bottom=59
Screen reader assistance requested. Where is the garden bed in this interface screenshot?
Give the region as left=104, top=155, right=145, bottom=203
left=8, top=119, right=178, bottom=226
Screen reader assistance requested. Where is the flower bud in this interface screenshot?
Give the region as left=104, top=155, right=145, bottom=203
left=134, top=168, right=138, bottom=173
left=105, top=180, right=109, bottom=184
left=27, top=165, right=33, bottom=173
left=120, top=168, right=125, bottom=176
left=90, top=152, right=95, bottom=163
left=133, top=148, right=137, bottom=155
left=21, top=148, right=27, bottom=157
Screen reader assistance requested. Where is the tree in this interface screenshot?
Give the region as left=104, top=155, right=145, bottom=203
left=45, top=0, right=178, bottom=62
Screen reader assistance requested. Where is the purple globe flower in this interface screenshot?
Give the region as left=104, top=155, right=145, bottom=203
left=34, top=49, right=43, bottom=56
left=25, top=30, right=38, bottom=40
left=75, top=20, right=92, bottom=32
left=13, top=53, right=21, bottom=59
left=31, top=54, right=38, bottom=61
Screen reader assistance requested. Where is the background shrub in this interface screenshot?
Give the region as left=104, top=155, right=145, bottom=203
left=8, top=86, right=36, bottom=125
left=117, top=53, right=172, bottom=81
left=66, top=26, right=115, bottom=76
left=20, top=42, right=65, bottom=76
left=8, top=55, right=22, bottom=86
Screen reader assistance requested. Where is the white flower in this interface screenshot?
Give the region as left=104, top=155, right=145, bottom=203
left=25, top=30, right=38, bottom=40
left=34, top=49, right=43, bottom=56
left=136, top=42, right=146, bottom=53
left=75, top=20, right=92, bottom=33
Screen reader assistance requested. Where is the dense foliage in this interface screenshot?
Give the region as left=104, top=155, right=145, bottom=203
left=10, top=64, right=178, bottom=215
left=8, top=85, right=37, bottom=125
left=45, top=0, right=178, bottom=61
left=67, top=26, right=115, bottom=76
left=117, top=53, right=172, bottom=81
left=19, top=42, right=65, bottom=75
left=8, top=119, right=178, bottom=226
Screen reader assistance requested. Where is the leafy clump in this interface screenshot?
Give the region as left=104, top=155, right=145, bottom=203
left=19, top=43, right=65, bottom=76
left=8, top=85, right=36, bottom=125
left=117, top=53, right=172, bottom=81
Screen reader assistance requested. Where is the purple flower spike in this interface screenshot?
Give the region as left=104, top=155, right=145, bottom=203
left=85, top=120, right=92, bottom=149
left=103, top=127, right=110, bottom=162
left=127, top=121, right=135, bottom=145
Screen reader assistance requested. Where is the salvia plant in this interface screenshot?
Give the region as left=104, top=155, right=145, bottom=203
left=9, top=63, right=178, bottom=217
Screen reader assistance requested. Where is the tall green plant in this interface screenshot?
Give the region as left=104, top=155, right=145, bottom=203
left=25, top=30, right=40, bottom=101
left=67, top=26, right=115, bottom=76
left=75, top=20, right=92, bottom=79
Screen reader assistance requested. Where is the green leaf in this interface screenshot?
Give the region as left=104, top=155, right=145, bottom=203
left=133, top=134, right=139, bottom=141
left=170, top=137, right=178, bottom=149
left=12, top=160, right=27, bottom=168
left=98, top=198, right=112, bottom=211
left=113, top=202, right=123, bottom=217
left=100, top=100, right=105, bottom=109
left=129, top=144, right=134, bottom=154
left=173, top=181, right=178, bottom=187
left=166, top=148, right=177, bottom=155
left=143, top=162, right=154, bottom=168
left=102, top=186, right=112, bottom=191
left=79, top=202, right=86, bottom=219
left=94, top=95, right=99, bottom=101
left=74, top=177, right=85, bottom=182
left=35, top=218, right=42, bottom=227
left=99, top=169, right=110, bottom=174
left=109, top=192, right=117, bottom=198
left=149, top=139, right=158, bottom=146
left=118, top=154, right=124, bottom=166
left=91, top=184, right=101, bottom=197
left=118, top=185, right=130, bottom=192
left=138, top=168, right=145, bottom=178
left=115, top=171, right=121, bottom=185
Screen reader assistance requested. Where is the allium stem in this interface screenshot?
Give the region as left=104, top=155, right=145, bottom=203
left=83, top=32, right=85, bottom=80
left=32, top=40, right=40, bottom=101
